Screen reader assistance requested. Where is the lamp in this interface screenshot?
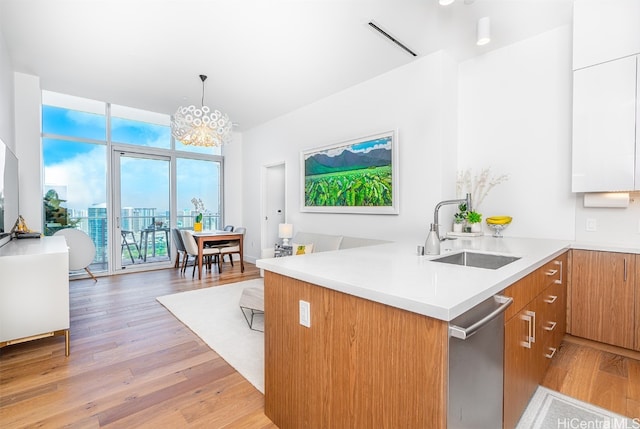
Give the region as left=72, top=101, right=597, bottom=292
left=278, top=223, right=293, bottom=247
left=476, top=17, right=491, bottom=46
left=171, top=74, right=233, bottom=147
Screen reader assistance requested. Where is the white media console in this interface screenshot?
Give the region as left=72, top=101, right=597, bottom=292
left=0, top=236, right=70, bottom=355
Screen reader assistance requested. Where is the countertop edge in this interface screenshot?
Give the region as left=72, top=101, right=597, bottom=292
left=258, top=238, right=571, bottom=322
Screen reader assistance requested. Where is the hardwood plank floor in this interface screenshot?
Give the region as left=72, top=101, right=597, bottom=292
left=542, top=335, right=640, bottom=419
left=2, top=264, right=638, bottom=427
left=0, top=262, right=278, bottom=428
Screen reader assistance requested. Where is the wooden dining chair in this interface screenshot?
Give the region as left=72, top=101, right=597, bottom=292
left=220, top=227, right=246, bottom=268
left=180, top=230, right=221, bottom=277
left=171, top=228, right=189, bottom=273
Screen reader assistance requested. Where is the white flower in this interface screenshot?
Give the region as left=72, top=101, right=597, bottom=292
left=456, top=168, right=508, bottom=210
left=191, top=197, right=206, bottom=213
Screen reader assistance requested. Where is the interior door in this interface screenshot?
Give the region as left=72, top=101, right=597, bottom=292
left=112, top=150, right=172, bottom=271
left=263, top=163, right=286, bottom=250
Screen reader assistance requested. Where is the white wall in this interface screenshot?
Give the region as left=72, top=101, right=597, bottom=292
left=574, top=192, right=640, bottom=247
left=14, top=73, right=42, bottom=229
left=239, top=52, right=459, bottom=261
left=222, top=131, right=243, bottom=227
left=0, top=28, right=15, bottom=152
left=458, top=26, right=576, bottom=240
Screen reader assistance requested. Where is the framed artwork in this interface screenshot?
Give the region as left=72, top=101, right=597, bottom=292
left=300, top=130, right=399, bottom=214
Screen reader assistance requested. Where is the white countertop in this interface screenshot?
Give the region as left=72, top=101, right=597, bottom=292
left=257, top=236, right=570, bottom=322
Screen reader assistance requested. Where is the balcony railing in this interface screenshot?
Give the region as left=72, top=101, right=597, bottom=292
left=47, top=213, right=222, bottom=272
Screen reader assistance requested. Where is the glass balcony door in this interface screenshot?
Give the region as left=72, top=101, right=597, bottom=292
left=112, top=150, right=172, bottom=271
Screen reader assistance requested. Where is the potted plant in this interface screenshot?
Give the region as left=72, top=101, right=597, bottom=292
left=466, top=210, right=482, bottom=233
left=453, top=203, right=468, bottom=233
left=191, top=197, right=205, bottom=231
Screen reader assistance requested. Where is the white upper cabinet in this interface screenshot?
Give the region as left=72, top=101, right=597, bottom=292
left=573, top=0, right=640, bottom=70
left=572, top=56, right=638, bottom=192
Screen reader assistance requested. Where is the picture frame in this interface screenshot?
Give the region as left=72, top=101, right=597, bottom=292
left=300, top=130, right=399, bottom=214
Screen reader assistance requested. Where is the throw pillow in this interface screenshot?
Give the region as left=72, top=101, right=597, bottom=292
left=291, top=242, right=314, bottom=255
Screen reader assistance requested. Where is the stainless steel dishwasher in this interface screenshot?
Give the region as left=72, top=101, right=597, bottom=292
left=448, top=294, right=513, bottom=429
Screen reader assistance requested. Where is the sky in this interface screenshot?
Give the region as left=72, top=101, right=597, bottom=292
left=42, top=104, right=221, bottom=217
left=306, top=134, right=393, bottom=159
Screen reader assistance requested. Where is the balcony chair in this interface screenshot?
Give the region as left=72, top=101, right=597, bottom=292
left=121, top=230, right=141, bottom=264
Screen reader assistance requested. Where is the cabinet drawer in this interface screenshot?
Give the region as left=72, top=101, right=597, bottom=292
left=504, top=258, right=563, bottom=321
left=541, top=280, right=566, bottom=347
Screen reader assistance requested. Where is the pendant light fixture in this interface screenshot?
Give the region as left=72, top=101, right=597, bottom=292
left=171, top=74, right=232, bottom=147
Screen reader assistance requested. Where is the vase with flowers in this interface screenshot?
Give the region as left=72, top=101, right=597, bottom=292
left=191, top=197, right=205, bottom=232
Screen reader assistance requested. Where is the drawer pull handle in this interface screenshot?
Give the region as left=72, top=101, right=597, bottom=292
left=545, top=347, right=557, bottom=359
left=546, top=269, right=558, bottom=277
left=544, top=295, right=558, bottom=304
left=544, top=321, right=557, bottom=331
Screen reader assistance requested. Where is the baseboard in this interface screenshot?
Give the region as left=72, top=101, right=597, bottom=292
left=563, top=334, right=640, bottom=361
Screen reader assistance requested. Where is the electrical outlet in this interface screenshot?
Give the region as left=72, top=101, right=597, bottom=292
left=585, top=218, right=597, bottom=232
left=299, top=300, right=311, bottom=327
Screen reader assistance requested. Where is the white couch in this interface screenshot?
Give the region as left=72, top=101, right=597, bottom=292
left=288, top=231, right=388, bottom=252
left=260, top=232, right=388, bottom=274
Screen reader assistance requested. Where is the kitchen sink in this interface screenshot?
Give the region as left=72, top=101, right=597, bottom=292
left=432, top=251, right=520, bottom=270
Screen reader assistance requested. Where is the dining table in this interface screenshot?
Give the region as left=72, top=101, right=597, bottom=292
left=192, top=230, right=244, bottom=279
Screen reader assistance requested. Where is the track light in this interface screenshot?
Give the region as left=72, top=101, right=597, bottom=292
left=476, top=16, right=491, bottom=46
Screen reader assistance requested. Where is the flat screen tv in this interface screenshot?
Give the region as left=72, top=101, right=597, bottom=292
left=0, top=137, right=19, bottom=245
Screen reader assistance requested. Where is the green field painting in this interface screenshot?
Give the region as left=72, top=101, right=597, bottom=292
left=304, top=166, right=392, bottom=207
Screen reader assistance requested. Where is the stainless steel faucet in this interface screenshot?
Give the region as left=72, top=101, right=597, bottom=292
left=433, top=193, right=472, bottom=241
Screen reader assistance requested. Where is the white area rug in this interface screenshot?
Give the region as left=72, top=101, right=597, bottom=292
left=517, top=386, right=635, bottom=429
left=156, top=279, right=265, bottom=393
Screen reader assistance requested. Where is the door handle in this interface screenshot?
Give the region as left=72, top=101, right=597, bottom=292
left=544, top=295, right=558, bottom=304
left=554, top=260, right=563, bottom=284
left=521, top=311, right=533, bottom=349
left=448, top=295, right=513, bottom=340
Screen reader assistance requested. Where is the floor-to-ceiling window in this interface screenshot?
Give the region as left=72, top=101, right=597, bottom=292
left=42, top=91, right=224, bottom=275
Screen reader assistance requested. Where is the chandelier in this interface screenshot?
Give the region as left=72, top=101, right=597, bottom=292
left=171, top=75, right=233, bottom=147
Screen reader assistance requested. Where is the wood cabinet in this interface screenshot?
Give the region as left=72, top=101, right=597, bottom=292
left=503, top=252, right=567, bottom=429
left=264, top=271, right=448, bottom=429
left=570, top=250, right=636, bottom=350
left=572, top=55, right=639, bottom=192
left=636, top=255, right=640, bottom=352
left=573, top=0, right=640, bottom=70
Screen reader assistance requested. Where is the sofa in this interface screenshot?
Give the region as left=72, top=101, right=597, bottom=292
left=291, top=231, right=388, bottom=252
left=259, top=231, right=388, bottom=274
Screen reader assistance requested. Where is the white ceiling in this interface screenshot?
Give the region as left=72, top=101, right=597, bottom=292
left=0, top=0, right=572, bottom=131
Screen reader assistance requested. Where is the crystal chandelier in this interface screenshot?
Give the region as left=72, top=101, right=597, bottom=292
left=171, top=75, right=233, bottom=147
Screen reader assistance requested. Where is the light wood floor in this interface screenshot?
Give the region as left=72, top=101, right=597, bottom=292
left=1, top=264, right=638, bottom=427
left=542, top=335, right=640, bottom=419
left=0, top=261, right=277, bottom=428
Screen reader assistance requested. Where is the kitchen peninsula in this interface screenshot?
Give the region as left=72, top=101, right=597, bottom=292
left=257, top=236, right=570, bottom=428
